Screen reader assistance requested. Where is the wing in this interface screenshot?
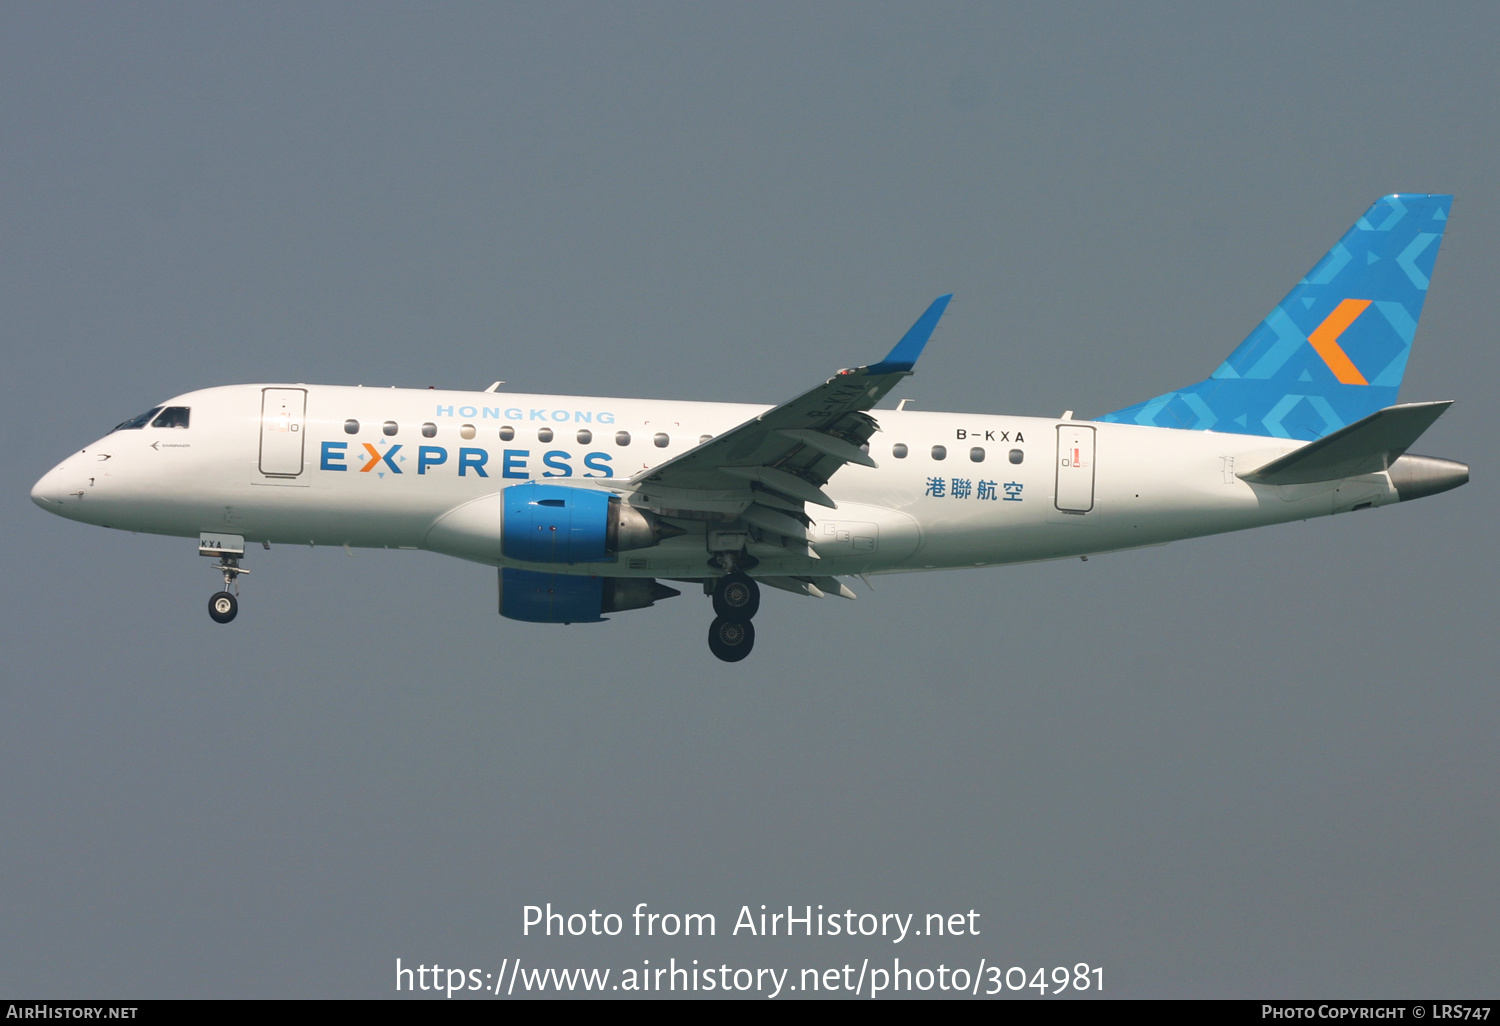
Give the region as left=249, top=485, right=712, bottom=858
left=613, top=296, right=951, bottom=547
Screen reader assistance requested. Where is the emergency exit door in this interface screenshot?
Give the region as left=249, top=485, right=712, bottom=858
left=259, top=388, right=307, bottom=477
left=1055, top=424, right=1096, bottom=513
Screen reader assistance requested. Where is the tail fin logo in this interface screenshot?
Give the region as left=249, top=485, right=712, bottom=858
left=1306, top=299, right=1372, bottom=385
left=1099, top=194, right=1451, bottom=440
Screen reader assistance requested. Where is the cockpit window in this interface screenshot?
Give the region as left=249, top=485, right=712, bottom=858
left=151, top=407, right=191, bottom=429
left=113, top=407, right=164, bottom=431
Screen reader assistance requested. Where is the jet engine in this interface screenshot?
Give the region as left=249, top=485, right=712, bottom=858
left=501, top=482, right=681, bottom=563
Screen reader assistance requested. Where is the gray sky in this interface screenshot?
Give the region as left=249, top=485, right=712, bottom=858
left=3, top=2, right=1496, bottom=999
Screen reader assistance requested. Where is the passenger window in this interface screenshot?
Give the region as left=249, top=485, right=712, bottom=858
left=499, top=426, right=515, bottom=441
left=616, top=431, right=631, bottom=446
left=892, top=443, right=908, bottom=459
left=538, top=427, right=553, bottom=442
left=151, top=407, right=191, bottom=429
left=460, top=424, right=476, bottom=440
left=931, top=445, right=947, bottom=461
left=421, top=422, right=437, bottom=438
left=344, top=419, right=359, bottom=434
left=577, top=429, right=593, bottom=445
left=113, top=407, right=164, bottom=431
left=654, top=432, right=670, bottom=448
left=1009, top=449, right=1024, bottom=464
left=383, top=421, right=398, bottom=436
left=699, top=434, right=713, bottom=444
left=970, top=446, right=985, bottom=462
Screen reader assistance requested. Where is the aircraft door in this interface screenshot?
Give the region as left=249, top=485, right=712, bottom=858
left=1055, top=424, right=1096, bottom=513
left=259, top=388, right=307, bottom=477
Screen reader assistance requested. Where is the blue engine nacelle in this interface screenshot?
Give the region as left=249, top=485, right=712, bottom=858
left=501, top=482, right=673, bottom=564
left=498, top=568, right=681, bottom=624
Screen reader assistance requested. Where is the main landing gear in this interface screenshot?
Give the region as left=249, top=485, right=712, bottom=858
left=707, top=571, right=759, bottom=662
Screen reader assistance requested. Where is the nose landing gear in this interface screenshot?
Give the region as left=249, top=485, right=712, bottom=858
left=207, top=556, right=248, bottom=623
left=707, top=571, right=759, bottom=662
left=200, top=532, right=250, bottom=625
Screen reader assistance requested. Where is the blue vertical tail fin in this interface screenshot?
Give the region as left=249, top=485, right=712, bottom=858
left=1100, top=194, right=1452, bottom=440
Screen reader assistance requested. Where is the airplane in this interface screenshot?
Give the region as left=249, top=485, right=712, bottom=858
left=30, top=194, right=1468, bottom=662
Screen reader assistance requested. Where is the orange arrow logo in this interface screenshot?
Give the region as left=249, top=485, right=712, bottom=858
left=1307, top=299, right=1371, bottom=385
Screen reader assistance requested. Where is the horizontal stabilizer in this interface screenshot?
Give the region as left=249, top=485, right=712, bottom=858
left=1239, top=401, right=1452, bottom=485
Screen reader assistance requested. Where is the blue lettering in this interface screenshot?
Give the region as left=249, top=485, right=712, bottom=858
left=459, top=406, right=477, bottom=418
left=505, top=408, right=523, bottom=420
left=551, top=410, right=568, bottom=422
left=541, top=450, right=573, bottom=478
left=481, top=407, right=502, bottom=419
left=435, top=405, right=454, bottom=417
left=597, top=412, right=615, bottom=425
left=574, top=412, right=592, bottom=423
left=418, top=446, right=448, bottom=474
left=582, top=452, right=614, bottom=478
left=502, top=449, right=529, bottom=479
left=459, top=448, right=490, bottom=478
left=320, top=441, right=347, bottom=471
left=529, top=409, right=547, bottom=421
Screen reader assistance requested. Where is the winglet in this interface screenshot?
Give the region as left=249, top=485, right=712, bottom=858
left=866, top=294, right=952, bottom=374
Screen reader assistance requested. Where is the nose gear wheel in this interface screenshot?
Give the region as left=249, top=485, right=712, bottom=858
left=208, top=591, right=238, bottom=623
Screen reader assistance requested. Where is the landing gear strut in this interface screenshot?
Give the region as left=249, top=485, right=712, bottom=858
left=707, top=571, right=760, bottom=662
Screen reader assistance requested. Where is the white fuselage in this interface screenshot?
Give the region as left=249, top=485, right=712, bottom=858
left=31, top=383, right=1400, bottom=579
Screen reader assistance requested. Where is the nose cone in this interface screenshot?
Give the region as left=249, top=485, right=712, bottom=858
left=31, top=462, right=70, bottom=511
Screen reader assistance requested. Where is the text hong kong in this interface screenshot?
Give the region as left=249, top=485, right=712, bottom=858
left=436, top=405, right=615, bottom=423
